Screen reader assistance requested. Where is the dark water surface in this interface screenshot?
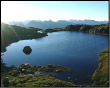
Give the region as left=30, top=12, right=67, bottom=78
left=1, top=31, right=108, bottom=85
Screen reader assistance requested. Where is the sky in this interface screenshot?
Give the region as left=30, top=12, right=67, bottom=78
left=1, top=1, right=108, bottom=23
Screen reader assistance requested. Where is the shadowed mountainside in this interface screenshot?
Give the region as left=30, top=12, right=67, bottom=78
left=43, top=24, right=109, bottom=35
left=1, top=23, right=47, bottom=52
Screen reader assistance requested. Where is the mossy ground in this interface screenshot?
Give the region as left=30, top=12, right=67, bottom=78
left=1, top=63, right=75, bottom=87
left=4, top=75, right=74, bottom=87
left=92, top=47, right=109, bottom=87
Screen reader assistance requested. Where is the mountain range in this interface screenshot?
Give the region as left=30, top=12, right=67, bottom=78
left=8, top=19, right=108, bottom=29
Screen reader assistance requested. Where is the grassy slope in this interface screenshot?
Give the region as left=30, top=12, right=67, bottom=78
left=92, top=47, right=109, bottom=87
left=1, top=23, right=47, bottom=52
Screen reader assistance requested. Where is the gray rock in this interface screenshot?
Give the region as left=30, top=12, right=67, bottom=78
left=67, top=77, right=71, bottom=79
left=22, top=69, right=25, bottom=71
left=34, top=71, right=44, bottom=76
left=23, top=63, right=30, bottom=66
left=27, top=74, right=33, bottom=77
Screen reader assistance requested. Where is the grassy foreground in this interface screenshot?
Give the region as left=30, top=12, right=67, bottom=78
left=1, top=63, right=75, bottom=87
left=92, top=47, right=109, bottom=87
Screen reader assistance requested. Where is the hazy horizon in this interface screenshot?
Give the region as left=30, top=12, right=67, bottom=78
left=3, top=19, right=109, bottom=23
left=1, top=1, right=108, bottom=23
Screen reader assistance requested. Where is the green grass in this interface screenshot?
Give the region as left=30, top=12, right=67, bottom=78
left=92, top=47, right=109, bottom=87
left=1, top=63, right=75, bottom=87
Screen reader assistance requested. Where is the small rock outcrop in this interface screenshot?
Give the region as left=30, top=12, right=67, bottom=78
left=23, top=46, right=32, bottom=55
left=34, top=71, right=44, bottom=76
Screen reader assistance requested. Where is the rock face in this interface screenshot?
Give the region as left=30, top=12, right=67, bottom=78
left=23, top=46, right=32, bottom=55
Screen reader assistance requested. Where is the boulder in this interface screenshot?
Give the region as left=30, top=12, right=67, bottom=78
left=27, top=74, right=33, bottom=77
left=20, top=63, right=31, bottom=69
left=23, top=46, right=32, bottom=55
left=34, top=71, right=44, bottom=76
left=23, top=63, right=30, bottom=66
left=56, top=69, right=63, bottom=73
left=22, top=69, right=25, bottom=72
left=67, top=77, right=71, bottom=79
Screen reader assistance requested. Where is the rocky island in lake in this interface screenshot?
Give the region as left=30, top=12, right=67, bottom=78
left=23, top=46, right=32, bottom=55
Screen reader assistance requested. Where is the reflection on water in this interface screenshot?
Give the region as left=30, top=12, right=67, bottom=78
left=1, top=31, right=108, bottom=85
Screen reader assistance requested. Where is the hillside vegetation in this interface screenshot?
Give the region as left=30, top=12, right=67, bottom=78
left=1, top=23, right=47, bottom=52
left=44, top=24, right=109, bottom=35
left=92, top=47, right=109, bottom=87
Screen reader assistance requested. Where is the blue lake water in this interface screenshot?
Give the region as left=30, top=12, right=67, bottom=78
left=1, top=31, right=109, bottom=85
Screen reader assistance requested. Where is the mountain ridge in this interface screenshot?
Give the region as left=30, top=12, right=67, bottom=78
left=8, top=19, right=108, bottom=29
